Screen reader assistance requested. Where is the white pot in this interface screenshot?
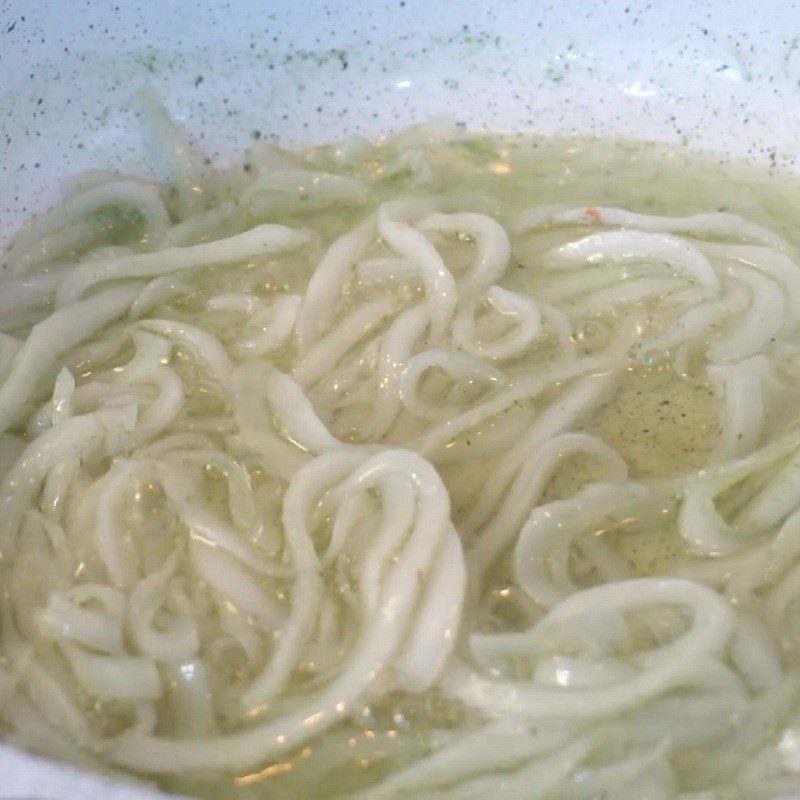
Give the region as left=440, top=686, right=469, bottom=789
left=1, top=0, right=798, bottom=795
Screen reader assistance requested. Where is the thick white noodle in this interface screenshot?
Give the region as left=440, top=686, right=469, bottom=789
left=708, top=356, right=770, bottom=462
left=294, top=217, right=376, bottom=352
left=0, top=284, right=142, bottom=435
left=547, top=231, right=721, bottom=297
left=138, top=319, right=234, bottom=384
left=139, top=87, right=208, bottom=220
left=701, top=241, right=800, bottom=323
left=106, top=448, right=463, bottom=772
left=292, top=296, right=397, bottom=389
left=458, top=367, right=623, bottom=536
left=513, top=482, right=655, bottom=607
left=377, top=199, right=457, bottom=339
left=452, top=285, right=543, bottom=361
left=5, top=134, right=800, bottom=797
left=263, top=367, right=348, bottom=454
left=55, top=224, right=311, bottom=307
left=443, top=578, right=736, bottom=719
left=0, top=269, right=66, bottom=331
left=369, top=302, right=432, bottom=437
left=129, top=277, right=195, bottom=320
left=416, top=211, right=510, bottom=296
left=708, top=266, right=784, bottom=362
left=0, top=404, right=137, bottom=556
left=4, top=180, right=171, bottom=274
left=679, top=430, right=800, bottom=556
left=212, top=294, right=302, bottom=356
left=354, top=721, right=572, bottom=799
left=510, top=205, right=790, bottom=249
left=399, top=348, right=507, bottom=421
left=469, top=434, right=628, bottom=585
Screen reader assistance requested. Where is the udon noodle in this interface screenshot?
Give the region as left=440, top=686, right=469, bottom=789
left=3, top=109, right=800, bottom=799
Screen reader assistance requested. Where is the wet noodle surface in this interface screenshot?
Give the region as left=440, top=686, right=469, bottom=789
left=3, top=122, right=800, bottom=798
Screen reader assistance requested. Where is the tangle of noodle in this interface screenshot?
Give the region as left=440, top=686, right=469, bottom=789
left=3, top=116, right=800, bottom=800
